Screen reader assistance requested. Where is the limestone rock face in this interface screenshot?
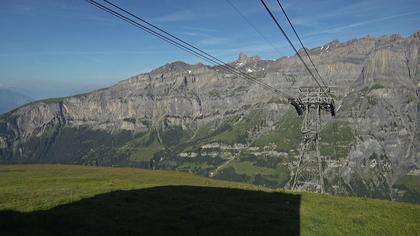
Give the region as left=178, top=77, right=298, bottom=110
left=0, top=32, right=419, bottom=201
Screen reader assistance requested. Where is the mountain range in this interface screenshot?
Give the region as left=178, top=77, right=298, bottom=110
left=0, top=31, right=419, bottom=202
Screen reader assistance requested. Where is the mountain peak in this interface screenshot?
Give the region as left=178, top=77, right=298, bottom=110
left=151, top=61, right=191, bottom=74
left=236, top=52, right=261, bottom=66
left=412, top=30, right=420, bottom=38
left=238, top=52, right=248, bottom=62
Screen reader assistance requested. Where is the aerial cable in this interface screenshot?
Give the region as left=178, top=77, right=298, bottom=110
left=275, top=0, right=328, bottom=88
left=259, top=0, right=329, bottom=97
left=100, top=0, right=283, bottom=94
left=87, top=0, right=274, bottom=92
left=260, top=0, right=327, bottom=94
left=87, top=0, right=287, bottom=97
left=86, top=1, right=226, bottom=74
left=225, top=0, right=284, bottom=56
left=86, top=1, right=207, bottom=60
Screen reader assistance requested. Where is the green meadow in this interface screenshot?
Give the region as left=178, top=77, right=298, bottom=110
left=0, top=164, right=418, bottom=236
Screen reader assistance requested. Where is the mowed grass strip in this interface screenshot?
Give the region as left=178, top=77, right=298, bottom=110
left=0, top=164, right=419, bottom=236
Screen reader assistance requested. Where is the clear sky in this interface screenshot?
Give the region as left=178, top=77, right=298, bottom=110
left=0, top=0, right=419, bottom=99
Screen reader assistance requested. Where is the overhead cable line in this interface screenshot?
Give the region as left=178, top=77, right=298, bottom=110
left=275, top=0, right=328, bottom=87
left=86, top=0, right=288, bottom=98
left=225, top=0, right=284, bottom=55
left=88, top=0, right=283, bottom=96
left=259, top=0, right=329, bottom=96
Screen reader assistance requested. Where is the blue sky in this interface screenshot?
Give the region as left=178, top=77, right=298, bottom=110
left=0, top=0, right=419, bottom=99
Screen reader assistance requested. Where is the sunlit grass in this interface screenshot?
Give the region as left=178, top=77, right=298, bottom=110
left=0, top=164, right=419, bottom=235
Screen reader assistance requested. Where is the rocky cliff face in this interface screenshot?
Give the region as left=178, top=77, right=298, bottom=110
left=0, top=32, right=419, bottom=202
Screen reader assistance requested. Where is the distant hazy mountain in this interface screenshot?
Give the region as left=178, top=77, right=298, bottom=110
left=0, top=87, right=32, bottom=114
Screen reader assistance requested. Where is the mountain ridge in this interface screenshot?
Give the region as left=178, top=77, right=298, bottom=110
left=0, top=31, right=419, bottom=202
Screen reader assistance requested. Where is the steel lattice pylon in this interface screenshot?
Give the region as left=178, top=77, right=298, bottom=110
left=288, top=87, right=335, bottom=193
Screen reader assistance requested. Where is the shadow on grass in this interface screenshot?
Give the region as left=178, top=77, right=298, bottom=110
left=0, top=186, right=300, bottom=235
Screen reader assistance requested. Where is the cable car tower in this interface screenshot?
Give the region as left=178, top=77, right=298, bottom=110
left=259, top=0, right=337, bottom=193
left=288, top=87, right=335, bottom=193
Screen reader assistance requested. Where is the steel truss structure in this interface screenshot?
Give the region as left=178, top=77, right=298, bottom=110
left=288, top=87, right=335, bottom=193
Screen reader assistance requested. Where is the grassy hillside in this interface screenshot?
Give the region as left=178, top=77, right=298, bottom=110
left=0, top=165, right=419, bottom=236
